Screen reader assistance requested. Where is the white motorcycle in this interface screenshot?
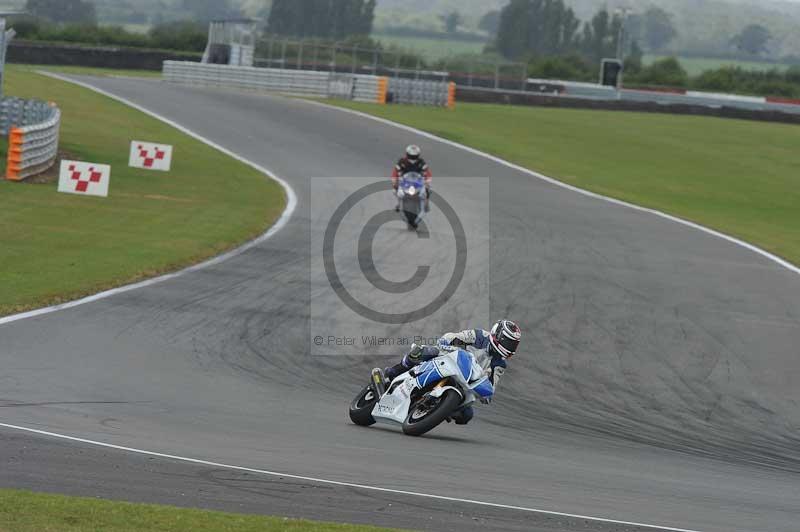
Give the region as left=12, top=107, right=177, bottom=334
left=348, top=348, right=494, bottom=436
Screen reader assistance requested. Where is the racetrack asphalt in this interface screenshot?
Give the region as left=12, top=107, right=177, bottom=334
left=1, top=76, right=799, bottom=532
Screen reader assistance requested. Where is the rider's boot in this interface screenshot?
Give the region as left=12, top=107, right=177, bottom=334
left=449, top=406, right=474, bottom=425
left=383, top=363, right=406, bottom=382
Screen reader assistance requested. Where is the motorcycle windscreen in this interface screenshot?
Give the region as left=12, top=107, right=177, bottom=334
left=471, top=376, right=494, bottom=399
left=415, top=360, right=442, bottom=388
left=456, top=350, right=474, bottom=381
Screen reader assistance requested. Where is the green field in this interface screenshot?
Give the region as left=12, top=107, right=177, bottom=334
left=0, top=67, right=285, bottom=316
left=372, top=33, right=487, bottom=61
left=13, top=65, right=163, bottom=78
left=327, top=101, right=800, bottom=266
left=644, top=55, right=794, bottom=76
left=0, top=489, right=401, bottom=532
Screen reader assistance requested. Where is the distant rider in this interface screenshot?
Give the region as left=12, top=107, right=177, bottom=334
left=392, top=144, right=432, bottom=213
left=379, top=320, right=521, bottom=425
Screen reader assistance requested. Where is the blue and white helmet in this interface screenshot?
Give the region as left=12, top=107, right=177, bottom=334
left=489, top=320, right=521, bottom=359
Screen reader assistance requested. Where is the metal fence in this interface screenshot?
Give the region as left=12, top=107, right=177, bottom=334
left=256, top=38, right=528, bottom=91
left=0, top=18, right=16, bottom=95
left=231, top=37, right=800, bottom=117
left=3, top=97, right=61, bottom=181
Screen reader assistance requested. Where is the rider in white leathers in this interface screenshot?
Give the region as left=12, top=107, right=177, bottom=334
left=382, top=320, right=521, bottom=425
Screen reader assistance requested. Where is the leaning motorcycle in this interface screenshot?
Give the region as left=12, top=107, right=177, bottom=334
left=396, top=172, right=427, bottom=230
left=348, top=349, right=494, bottom=436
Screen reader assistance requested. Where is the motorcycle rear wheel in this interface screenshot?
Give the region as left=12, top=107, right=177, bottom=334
left=402, top=389, right=461, bottom=437
left=349, top=385, right=378, bottom=426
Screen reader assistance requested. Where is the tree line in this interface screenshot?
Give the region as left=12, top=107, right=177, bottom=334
left=487, top=0, right=671, bottom=63
left=267, top=0, right=375, bottom=40
left=484, top=0, right=778, bottom=62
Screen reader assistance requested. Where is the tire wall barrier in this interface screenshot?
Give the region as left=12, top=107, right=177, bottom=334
left=386, top=78, right=453, bottom=107
left=163, top=61, right=455, bottom=108
left=3, top=97, right=61, bottom=181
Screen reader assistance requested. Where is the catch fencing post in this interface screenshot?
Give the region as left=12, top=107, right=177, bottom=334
left=297, top=40, right=304, bottom=70
left=520, top=63, right=527, bottom=91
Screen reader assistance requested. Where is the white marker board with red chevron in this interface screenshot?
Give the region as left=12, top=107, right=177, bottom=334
left=129, top=141, right=173, bottom=172
left=57, top=160, right=111, bottom=198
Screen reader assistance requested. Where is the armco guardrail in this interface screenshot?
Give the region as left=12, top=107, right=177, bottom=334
left=457, top=85, right=800, bottom=125
left=163, top=61, right=456, bottom=108
left=521, top=78, right=800, bottom=116
left=3, top=97, right=60, bottom=181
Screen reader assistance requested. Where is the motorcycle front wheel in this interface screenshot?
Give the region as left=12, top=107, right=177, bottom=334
left=349, top=385, right=378, bottom=426
left=402, top=389, right=461, bottom=437
left=403, top=198, right=420, bottom=229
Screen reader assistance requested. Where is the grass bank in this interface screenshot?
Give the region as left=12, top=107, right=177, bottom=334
left=0, top=489, right=401, bottom=532
left=0, top=67, right=285, bottom=316
left=13, top=64, right=163, bottom=78
left=328, top=100, right=800, bottom=266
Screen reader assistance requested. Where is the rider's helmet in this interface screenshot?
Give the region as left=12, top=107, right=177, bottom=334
left=405, top=144, right=422, bottom=161
left=489, top=320, right=521, bottom=359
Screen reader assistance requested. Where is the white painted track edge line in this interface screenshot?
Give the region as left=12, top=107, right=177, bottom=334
left=301, top=99, right=800, bottom=277
left=0, top=422, right=704, bottom=532
left=0, top=72, right=298, bottom=326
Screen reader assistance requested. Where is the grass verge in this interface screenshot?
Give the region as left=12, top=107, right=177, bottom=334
left=0, top=67, right=285, bottom=316
left=12, top=64, right=161, bottom=78
left=0, top=489, right=401, bottom=532
left=327, top=100, right=800, bottom=266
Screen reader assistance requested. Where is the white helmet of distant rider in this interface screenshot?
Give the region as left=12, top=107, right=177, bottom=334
left=405, top=144, right=422, bottom=161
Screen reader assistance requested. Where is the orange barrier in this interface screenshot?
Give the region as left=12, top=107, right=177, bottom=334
left=377, top=77, right=389, bottom=104
left=447, top=82, right=456, bottom=110
left=6, top=127, right=24, bottom=181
